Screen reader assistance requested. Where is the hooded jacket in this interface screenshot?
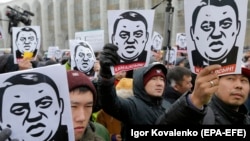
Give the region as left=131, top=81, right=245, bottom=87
left=156, top=93, right=250, bottom=125
left=98, top=63, right=171, bottom=140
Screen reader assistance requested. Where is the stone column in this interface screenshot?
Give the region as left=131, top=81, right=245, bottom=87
left=41, top=0, right=49, bottom=51
left=83, top=0, right=90, bottom=30
left=67, top=0, right=75, bottom=41
left=144, top=0, right=152, bottom=9
left=119, top=0, right=129, bottom=9
left=53, top=0, right=62, bottom=48
left=100, top=0, right=108, bottom=43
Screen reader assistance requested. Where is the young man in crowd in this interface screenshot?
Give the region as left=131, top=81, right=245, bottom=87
left=156, top=65, right=250, bottom=124
left=98, top=43, right=171, bottom=140
left=67, top=70, right=105, bottom=141
left=164, top=66, right=193, bottom=104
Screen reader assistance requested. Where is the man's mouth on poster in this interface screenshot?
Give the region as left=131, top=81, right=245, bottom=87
left=24, top=45, right=31, bottom=50
left=209, top=41, right=223, bottom=52
left=125, top=46, right=136, bottom=53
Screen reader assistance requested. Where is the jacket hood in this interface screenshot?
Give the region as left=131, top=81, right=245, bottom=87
left=133, top=63, right=167, bottom=104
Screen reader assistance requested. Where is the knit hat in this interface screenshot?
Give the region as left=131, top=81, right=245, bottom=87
left=242, top=67, right=250, bottom=80
left=143, top=67, right=166, bottom=86
left=67, top=70, right=97, bottom=103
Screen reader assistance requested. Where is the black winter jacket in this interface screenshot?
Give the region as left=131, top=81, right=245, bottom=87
left=156, top=93, right=250, bottom=125
left=98, top=63, right=171, bottom=140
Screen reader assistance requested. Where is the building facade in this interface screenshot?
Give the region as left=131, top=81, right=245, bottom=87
left=0, top=0, right=249, bottom=54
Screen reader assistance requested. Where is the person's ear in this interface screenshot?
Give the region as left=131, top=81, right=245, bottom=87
left=59, top=98, right=64, bottom=115
left=236, top=21, right=241, bottom=36
left=190, top=26, right=195, bottom=41
left=146, top=32, right=149, bottom=41
left=111, top=35, right=117, bottom=45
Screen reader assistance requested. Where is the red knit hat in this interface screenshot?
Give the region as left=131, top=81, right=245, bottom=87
left=67, top=70, right=97, bottom=103
left=242, top=67, right=250, bottom=80
left=143, top=67, right=166, bottom=86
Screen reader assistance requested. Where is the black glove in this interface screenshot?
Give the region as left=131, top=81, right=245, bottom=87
left=0, top=128, right=11, bottom=141
left=99, top=43, right=120, bottom=79
left=0, top=128, right=19, bottom=141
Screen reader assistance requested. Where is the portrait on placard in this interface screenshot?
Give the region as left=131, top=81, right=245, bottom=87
left=184, top=0, right=248, bottom=75
left=108, top=10, right=155, bottom=73
left=0, top=65, right=74, bottom=141
left=69, top=40, right=96, bottom=79
left=176, top=33, right=187, bottom=53
left=12, top=26, right=41, bottom=64
left=0, top=26, right=4, bottom=40
left=151, top=31, right=163, bottom=52
left=165, top=47, right=177, bottom=66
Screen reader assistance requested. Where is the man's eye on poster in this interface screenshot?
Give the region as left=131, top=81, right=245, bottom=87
left=185, top=0, right=248, bottom=75
left=12, top=26, right=41, bottom=64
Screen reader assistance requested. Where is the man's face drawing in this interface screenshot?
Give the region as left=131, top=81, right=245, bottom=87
left=191, top=5, right=240, bottom=61
left=112, top=19, right=148, bottom=61
left=152, top=35, right=162, bottom=51
left=1, top=83, right=63, bottom=141
left=16, top=31, right=38, bottom=53
left=168, top=50, right=175, bottom=63
left=177, top=35, right=186, bottom=49
left=74, top=45, right=95, bottom=73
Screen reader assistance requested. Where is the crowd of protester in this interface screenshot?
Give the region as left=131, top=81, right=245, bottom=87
left=1, top=44, right=250, bottom=141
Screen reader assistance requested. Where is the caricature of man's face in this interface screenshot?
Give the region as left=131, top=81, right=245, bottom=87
left=112, top=19, right=149, bottom=61
left=74, top=45, right=95, bottom=73
left=1, top=83, right=63, bottom=141
left=15, top=30, right=38, bottom=53
left=152, top=35, right=162, bottom=51
left=191, top=5, right=240, bottom=61
left=54, top=49, right=62, bottom=60
left=177, top=35, right=186, bottom=49
left=168, top=50, right=175, bottom=63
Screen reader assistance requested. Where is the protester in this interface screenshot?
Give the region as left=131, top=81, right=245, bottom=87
left=67, top=70, right=107, bottom=141
left=156, top=65, right=250, bottom=124
left=96, top=78, right=134, bottom=141
left=98, top=43, right=171, bottom=140
left=164, top=66, right=193, bottom=104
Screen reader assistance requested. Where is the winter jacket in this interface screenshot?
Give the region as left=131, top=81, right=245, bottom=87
left=164, top=85, right=182, bottom=104
left=156, top=93, right=250, bottom=125
left=98, top=63, right=171, bottom=141
left=81, top=122, right=104, bottom=141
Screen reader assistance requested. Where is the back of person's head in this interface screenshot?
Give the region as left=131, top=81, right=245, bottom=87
left=167, top=66, right=192, bottom=86
left=175, top=57, right=186, bottom=67
left=66, top=70, right=97, bottom=105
